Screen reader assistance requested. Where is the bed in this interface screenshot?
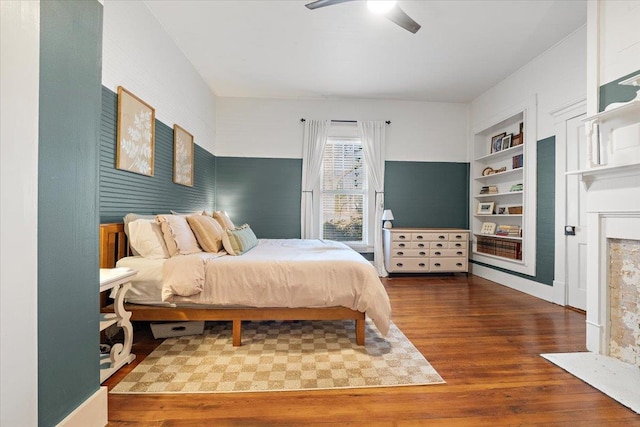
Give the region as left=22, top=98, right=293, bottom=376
left=100, top=222, right=391, bottom=346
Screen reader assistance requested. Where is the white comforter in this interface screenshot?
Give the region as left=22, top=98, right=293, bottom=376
left=161, top=239, right=391, bottom=335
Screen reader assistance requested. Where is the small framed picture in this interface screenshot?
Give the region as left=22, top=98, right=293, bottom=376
left=498, top=207, right=507, bottom=215
left=481, top=222, right=496, bottom=234
left=477, top=201, right=495, bottom=215
left=491, top=132, right=506, bottom=153
left=501, top=134, right=512, bottom=150
left=173, top=124, right=194, bottom=187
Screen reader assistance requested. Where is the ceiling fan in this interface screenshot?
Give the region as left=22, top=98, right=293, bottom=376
left=305, top=0, right=421, bottom=34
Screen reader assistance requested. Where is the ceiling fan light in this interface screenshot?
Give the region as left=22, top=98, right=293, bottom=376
left=367, top=0, right=397, bottom=15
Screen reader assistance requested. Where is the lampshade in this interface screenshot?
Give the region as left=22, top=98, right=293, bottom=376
left=382, top=210, right=394, bottom=221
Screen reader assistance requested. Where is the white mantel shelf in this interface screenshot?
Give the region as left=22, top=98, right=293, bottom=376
left=566, top=162, right=640, bottom=189
left=581, top=100, right=640, bottom=124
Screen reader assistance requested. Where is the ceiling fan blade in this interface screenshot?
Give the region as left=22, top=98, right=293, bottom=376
left=385, top=5, right=421, bottom=33
left=305, top=0, right=357, bottom=10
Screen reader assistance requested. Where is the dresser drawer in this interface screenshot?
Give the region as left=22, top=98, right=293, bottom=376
left=392, top=241, right=411, bottom=249
left=392, top=232, right=412, bottom=241
left=449, top=241, right=467, bottom=249
left=430, top=249, right=467, bottom=257
left=430, top=258, right=468, bottom=272
left=430, top=241, right=448, bottom=249
left=390, top=249, right=429, bottom=258
left=410, top=241, right=428, bottom=249
left=448, top=232, right=468, bottom=242
left=389, top=258, right=430, bottom=272
left=414, top=232, right=448, bottom=242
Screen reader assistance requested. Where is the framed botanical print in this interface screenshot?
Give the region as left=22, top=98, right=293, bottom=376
left=173, top=124, right=194, bottom=187
left=116, top=86, right=155, bottom=176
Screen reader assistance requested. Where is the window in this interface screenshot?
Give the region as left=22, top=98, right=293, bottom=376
left=320, top=137, right=370, bottom=247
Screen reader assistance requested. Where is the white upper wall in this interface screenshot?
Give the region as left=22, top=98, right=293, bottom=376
left=102, top=0, right=217, bottom=154
left=215, top=97, right=469, bottom=162
left=599, top=0, right=640, bottom=84
left=470, top=26, right=587, bottom=143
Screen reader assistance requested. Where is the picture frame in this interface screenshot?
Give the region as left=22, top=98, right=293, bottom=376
left=498, top=207, right=507, bottom=215
left=480, top=222, right=497, bottom=234
left=116, top=86, right=155, bottom=176
left=173, top=124, right=194, bottom=187
left=477, top=201, right=495, bottom=215
left=501, top=134, right=512, bottom=150
left=491, top=132, right=506, bottom=153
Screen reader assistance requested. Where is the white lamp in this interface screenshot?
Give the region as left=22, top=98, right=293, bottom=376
left=382, top=209, right=394, bottom=229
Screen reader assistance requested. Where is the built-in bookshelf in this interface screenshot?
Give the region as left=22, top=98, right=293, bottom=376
left=470, top=96, right=537, bottom=276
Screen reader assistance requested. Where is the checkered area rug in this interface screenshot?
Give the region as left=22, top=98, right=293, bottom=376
left=110, top=320, right=444, bottom=394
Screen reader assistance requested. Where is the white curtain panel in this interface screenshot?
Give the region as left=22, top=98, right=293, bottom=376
left=300, top=119, right=330, bottom=239
left=358, top=121, right=387, bottom=277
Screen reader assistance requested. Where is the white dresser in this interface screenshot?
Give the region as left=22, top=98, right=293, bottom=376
left=383, top=228, right=469, bottom=273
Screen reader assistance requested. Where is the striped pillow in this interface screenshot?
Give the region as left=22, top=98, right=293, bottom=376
left=186, top=214, right=225, bottom=253
left=222, top=224, right=258, bottom=256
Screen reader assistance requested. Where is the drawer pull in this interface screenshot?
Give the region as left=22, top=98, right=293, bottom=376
left=457, top=251, right=463, bottom=256
left=396, top=263, right=403, bottom=267
left=419, top=251, right=426, bottom=256
left=455, top=235, right=462, bottom=239
left=455, top=243, right=461, bottom=247
left=456, top=263, right=463, bottom=267
left=418, top=243, right=425, bottom=247
left=434, top=263, right=441, bottom=267
left=438, top=235, right=445, bottom=239
left=416, top=235, right=423, bottom=239
left=399, top=235, right=406, bottom=240
left=434, top=251, right=441, bottom=256
left=436, top=243, right=443, bottom=247
left=399, top=243, right=406, bottom=248
left=418, top=263, right=426, bottom=267
left=396, top=251, right=404, bottom=256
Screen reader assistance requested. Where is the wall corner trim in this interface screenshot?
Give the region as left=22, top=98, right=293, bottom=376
left=56, top=387, right=107, bottom=427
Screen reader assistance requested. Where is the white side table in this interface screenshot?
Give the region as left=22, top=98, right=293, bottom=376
left=99, top=267, right=137, bottom=383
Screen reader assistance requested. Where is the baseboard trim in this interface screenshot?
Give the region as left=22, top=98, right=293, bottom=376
left=56, top=387, right=107, bottom=427
left=471, top=264, right=554, bottom=302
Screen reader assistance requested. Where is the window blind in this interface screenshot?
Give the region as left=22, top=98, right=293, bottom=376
left=320, top=138, right=369, bottom=244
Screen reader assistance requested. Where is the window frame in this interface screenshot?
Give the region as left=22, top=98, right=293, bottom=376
left=314, top=130, right=375, bottom=252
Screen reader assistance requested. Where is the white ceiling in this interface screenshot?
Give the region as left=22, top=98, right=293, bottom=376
left=145, top=0, right=586, bottom=103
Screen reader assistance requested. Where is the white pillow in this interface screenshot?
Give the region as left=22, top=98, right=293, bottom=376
left=156, top=214, right=202, bottom=256
left=123, top=213, right=158, bottom=256
left=128, top=219, right=170, bottom=259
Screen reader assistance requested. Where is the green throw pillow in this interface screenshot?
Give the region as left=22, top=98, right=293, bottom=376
left=223, top=224, right=258, bottom=255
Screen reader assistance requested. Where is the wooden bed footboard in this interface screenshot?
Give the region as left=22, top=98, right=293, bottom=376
left=99, top=222, right=366, bottom=346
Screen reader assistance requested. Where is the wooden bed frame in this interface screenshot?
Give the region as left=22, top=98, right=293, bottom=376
left=100, top=223, right=366, bottom=346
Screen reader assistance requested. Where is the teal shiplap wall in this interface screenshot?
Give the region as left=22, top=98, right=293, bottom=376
left=100, top=87, right=216, bottom=222
left=599, top=68, right=640, bottom=112
left=214, top=158, right=470, bottom=239
left=215, top=157, right=303, bottom=238
left=38, top=1, right=103, bottom=425
left=384, top=161, right=470, bottom=229
left=471, top=137, right=556, bottom=286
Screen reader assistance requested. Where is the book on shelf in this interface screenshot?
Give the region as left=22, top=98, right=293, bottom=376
left=495, top=225, right=521, bottom=236
left=510, top=183, right=523, bottom=192
left=480, top=185, right=498, bottom=194
left=512, top=154, right=524, bottom=169
left=476, top=236, right=522, bottom=260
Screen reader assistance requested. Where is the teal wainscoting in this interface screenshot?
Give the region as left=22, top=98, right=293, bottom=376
left=599, top=68, right=640, bottom=112
left=100, top=87, right=216, bottom=223
left=384, top=161, right=470, bottom=229
left=215, top=157, right=303, bottom=238
left=38, top=1, right=103, bottom=425
left=471, top=136, right=556, bottom=286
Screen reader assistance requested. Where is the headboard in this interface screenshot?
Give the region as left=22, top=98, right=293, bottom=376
left=100, top=223, right=128, bottom=268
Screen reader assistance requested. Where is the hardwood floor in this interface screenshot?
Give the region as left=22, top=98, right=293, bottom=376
left=104, top=274, right=640, bottom=426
